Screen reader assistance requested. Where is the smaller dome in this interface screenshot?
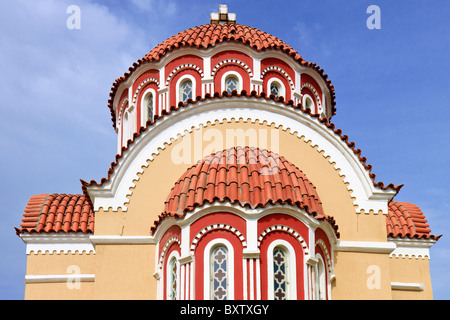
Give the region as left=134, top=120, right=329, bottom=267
left=151, top=147, right=339, bottom=236
left=142, top=23, right=303, bottom=63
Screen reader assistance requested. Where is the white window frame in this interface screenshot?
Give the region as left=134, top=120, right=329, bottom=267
left=315, top=254, right=327, bottom=300
left=267, top=78, right=285, bottom=99
left=221, top=71, right=243, bottom=94
left=302, top=93, right=316, bottom=113
left=203, top=238, right=235, bottom=300
left=176, top=74, right=196, bottom=104
left=122, top=105, right=136, bottom=145
left=166, top=250, right=180, bottom=300
left=141, top=88, right=156, bottom=127
left=267, top=239, right=297, bottom=300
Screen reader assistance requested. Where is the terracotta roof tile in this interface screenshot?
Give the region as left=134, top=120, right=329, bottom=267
left=151, top=146, right=339, bottom=236
left=15, top=193, right=94, bottom=235
left=387, top=201, right=440, bottom=240
left=108, top=23, right=336, bottom=128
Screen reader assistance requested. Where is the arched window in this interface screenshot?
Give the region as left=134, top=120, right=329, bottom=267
left=211, top=245, right=228, bottom=300
left=180, top=79, right=193, bottom=103
left=273, top=246, right=288, bottom=300
left=304, top=95, right=314, bottom=112
left=316, top=256, right=326, bottom=300
left=266, top=240, right=296, bottom=300
left=225, top=75, right=239, bottom=94
left=168, top=256, right=177, bottom=300
left=270, top=82, right=281, bottom=98
left=145, top=92, right=153, bottom=122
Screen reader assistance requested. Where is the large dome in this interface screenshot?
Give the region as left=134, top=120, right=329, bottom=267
left=108, top=23, right=336, bottom=127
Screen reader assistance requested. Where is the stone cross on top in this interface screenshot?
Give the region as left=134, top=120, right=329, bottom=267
left=210, top=4, right=236, bottom=25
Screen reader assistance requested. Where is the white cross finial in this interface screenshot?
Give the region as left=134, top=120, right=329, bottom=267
left=210, top=4, right=236, bottom=24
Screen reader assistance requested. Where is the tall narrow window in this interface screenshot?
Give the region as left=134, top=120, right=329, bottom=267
left=211, top=245, right=228, bottom=300
left=305, top=96, right=313, bottom=110
left=270, top=82, right=281, bottom=98
left=146, top=93, right=153, bottom=122
left=273, top=246, right=288, bottom=300
left=316, top=257, right=326, bottom=300
left=168, top=257, right=177, bottom=300
left=225, top=75, right=239, bottom=94
left=180, top=79, right=193, bottom=103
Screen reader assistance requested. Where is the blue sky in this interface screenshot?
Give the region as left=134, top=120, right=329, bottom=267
left=1, top=0, right=449, bottom=299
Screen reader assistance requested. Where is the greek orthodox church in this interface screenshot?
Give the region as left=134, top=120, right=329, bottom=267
left=16, top=5, right=440, bottom=300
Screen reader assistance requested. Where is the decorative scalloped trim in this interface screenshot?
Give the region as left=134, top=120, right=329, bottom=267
left=132, top=77, right=160, bottom=105
left=158, top=236, right=180, bottom=269
left=190, top=223, right=247, bottom=254
left=257, top=224, right=309, bottom=255
left=27, top=249, right=95, bottom=255
left=301, top=83, right=322, bottom=108
left=261, top=65, right=295, bottom=90
left=165, top=64, right=204, bottom=86
left=117, top=97, right=129, bottom=126
left=315, top=238, right=333, bottom=272
left=211, top=59, right=253, bottom=77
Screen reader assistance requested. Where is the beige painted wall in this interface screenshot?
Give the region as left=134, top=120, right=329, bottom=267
left=389, top=256, right=433, bottom=300
left=25, top=252, right=95, bottom=300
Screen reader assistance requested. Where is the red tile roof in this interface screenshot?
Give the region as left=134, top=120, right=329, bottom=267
left=15, top=175, right=438, bottom=241
left=151, top=146, right=339, bottom=236
left=108, top=23, right=336, bottom=128
left=15, top=193, right=94, bottom=235
left=387, top=201, right=440, bottom=240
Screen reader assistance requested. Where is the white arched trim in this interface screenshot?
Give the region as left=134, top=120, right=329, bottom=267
left=257, top=225, right=309, bottom=256
left=261, top=66, right=295, bottom=91
left=211, top=59, right=253, bottom=77
left=190, top=223, right=246, bottom=255
left=266, top=239, right=297, bottom=300
left=117, top=97, right=129, bottom=126
left=86, top=97, right=397, bottom=214
left=158, top=236, right=181, bottom=270
left=203, top=238, right=235, bottom=300
left=132, top=77, right=160, bottom=105
left=166, top=64, right=203, bottom=86
left=301, top=83, right=322, bottom=112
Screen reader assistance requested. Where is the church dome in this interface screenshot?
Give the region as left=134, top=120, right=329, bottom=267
left=152, top=146, right=339, bottom=235
left=108, top=22, right=336, bottom=132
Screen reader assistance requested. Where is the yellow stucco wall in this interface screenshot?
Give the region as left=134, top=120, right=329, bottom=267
left=24, top=252, right=95, bottom=300
left=389, top=256, right=433, bottom=300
